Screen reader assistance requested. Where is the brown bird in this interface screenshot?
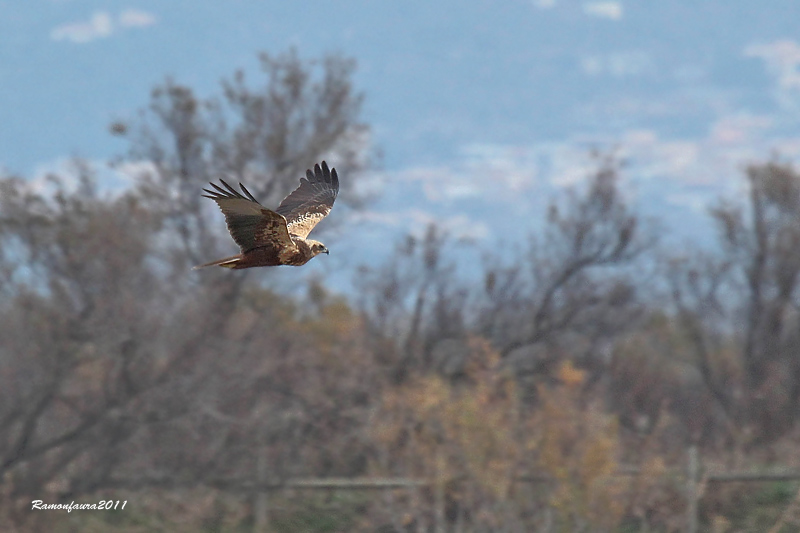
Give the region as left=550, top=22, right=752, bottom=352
left=194, top=161, right=339, bottom=269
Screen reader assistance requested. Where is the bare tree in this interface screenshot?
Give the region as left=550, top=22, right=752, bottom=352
left=671, top=161, right=800, bottom=443
left=481, top=156, right=650, bottom=391
left=357, top=156, right=650, bottom=392
left=356, top=225, right=470, bottom=382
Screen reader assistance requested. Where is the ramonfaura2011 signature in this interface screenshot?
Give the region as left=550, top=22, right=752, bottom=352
left=31, top=499, right=127, bottom=512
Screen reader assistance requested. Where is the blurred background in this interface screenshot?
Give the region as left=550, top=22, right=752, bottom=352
left=2, top=1, right=800, bottom=531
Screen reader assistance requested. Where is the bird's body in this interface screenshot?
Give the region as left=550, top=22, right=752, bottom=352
left=202, top=238, right=322, bottom=269
left=194, top=161, right=339, bottom=270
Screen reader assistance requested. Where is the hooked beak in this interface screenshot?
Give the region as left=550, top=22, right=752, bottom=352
left=324, top=249, right=330, bottom=255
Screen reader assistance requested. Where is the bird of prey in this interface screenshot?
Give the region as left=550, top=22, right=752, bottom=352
left=194, top=161, right=339, bottom=269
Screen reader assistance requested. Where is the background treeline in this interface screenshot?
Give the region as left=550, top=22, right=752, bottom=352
left=2, top=50, right=800, bottom=533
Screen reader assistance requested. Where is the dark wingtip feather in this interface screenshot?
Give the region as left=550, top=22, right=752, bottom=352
left=208, top=181, right=230, bottom=196
left=239, top=182, right=259, bottom=203
left=218, top=179, right=240, bottom=197
left=204, top=179, right=262, bottom=204
left=330, top=167, right=339, bottom=191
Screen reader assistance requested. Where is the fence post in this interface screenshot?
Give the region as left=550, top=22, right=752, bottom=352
left=686, top=444, right=699, bottom=533
left=254, top=419, right=269, bottom=532
left=434, top=450, right=446, bottom=533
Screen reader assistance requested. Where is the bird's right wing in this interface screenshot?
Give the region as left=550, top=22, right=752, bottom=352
left=202, top=179, right=295, bottom=253
left=275, top=161, right=339, bottom=239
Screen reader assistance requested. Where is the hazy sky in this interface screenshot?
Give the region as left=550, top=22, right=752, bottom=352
left=2, top=1, right=800, bottom=288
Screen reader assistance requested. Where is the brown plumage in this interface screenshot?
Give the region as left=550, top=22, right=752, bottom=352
left=194, top=161, right=339, bottom=269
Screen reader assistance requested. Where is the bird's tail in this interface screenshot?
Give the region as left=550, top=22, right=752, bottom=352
left=192, top=254, right=242, bottom=270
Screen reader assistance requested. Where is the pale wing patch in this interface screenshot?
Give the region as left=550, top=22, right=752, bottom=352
left=286, top=210, right=330, bottom=239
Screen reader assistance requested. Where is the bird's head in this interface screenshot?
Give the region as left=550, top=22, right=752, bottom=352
left=307, top=240, right=330, bottom=257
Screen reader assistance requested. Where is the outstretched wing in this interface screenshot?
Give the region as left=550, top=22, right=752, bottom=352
left=276, top=161, right=339, bottom=239
left=202, top=179, right=295, bottom=253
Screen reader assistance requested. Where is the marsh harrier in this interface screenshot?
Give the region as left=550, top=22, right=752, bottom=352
left=194, top=161, right=339, bottom=269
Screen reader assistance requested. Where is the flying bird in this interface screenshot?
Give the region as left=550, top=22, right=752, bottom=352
left=194, top=161, right=339, bottom=269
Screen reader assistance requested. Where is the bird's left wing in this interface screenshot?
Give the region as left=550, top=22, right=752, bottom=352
left=202, top=180, right=295, bottom=253
left=275, top=161, right=339, bottom=239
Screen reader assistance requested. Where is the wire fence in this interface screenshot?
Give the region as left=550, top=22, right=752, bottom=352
left=248, top=445, right=800, bottom=533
